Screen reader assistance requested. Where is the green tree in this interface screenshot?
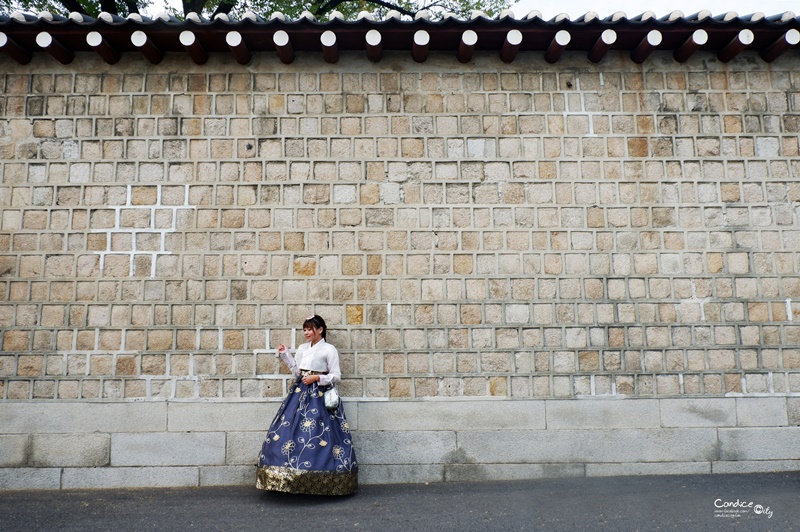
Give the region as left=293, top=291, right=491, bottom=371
left=1, top=0, right=511, bottom=20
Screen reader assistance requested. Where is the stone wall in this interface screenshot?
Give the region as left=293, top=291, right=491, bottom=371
left=1, top=50, right=800, bottom=488
left=1, top=398, right=798, bottom=489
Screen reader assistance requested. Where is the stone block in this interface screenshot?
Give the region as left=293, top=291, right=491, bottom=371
left=586, top=462, right=710, bottom=477
left=659, top=398, right=736, bottom=427
left=342, top=400, right=358, bottom=430
left=199, top=466, right=253, bottom=486
left=0, top=435, right=29, bottom=467
left=167, top=402, right=278, bottom=432
left=31, top=434, right=109, bottom=467
left=719, top=428, right=800, bottom=460
left=0, top=468, right=60, bottom=490
left=712, top=460, right=800, bottom=474
left=458, top=428, right=717, bottom=463
left=736, top=397, right=788, bottom=427
left=356, top=401, right=544, bottom=431
left=0, top=403, right=166, bottom=433
left=789, top=398, right=800, bottom=426
left=358, top=464, right=444, bottom=485
left=111, top=432, right=225, bottom=466
left=445, top=463, right=584, bottom=482
left=546, top=399, right=659, bottom=429
left=61, top=467, right=199, bottom=489
left=226, top=431, right=264, bottom=465
left=354, top=431, right=456, bottom=464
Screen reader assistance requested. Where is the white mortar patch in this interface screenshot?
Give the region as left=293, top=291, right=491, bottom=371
left=90, top=184, right=196, bottom=278
left=252, top=328, right=300, bottom=395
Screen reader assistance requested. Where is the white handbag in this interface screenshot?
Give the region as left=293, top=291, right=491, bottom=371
left=323, top=386, right=340, bottom=411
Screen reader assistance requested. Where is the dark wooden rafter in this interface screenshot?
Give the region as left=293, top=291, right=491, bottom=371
left=273, top=30, right=294, bottom=64
left=412, top=29, right=429, bottom=63
left=500, top=29, right=522, bottom=63
left=365, top=29, right=382, bottom=62
left=588, top=29, right=615, bottom=62
left=718, top=29, right=753, bottom=62
left=36, top=31, right=73, bottom=64
left=130, top=30, right=163, bottom=64
left=673, top=29, right=707, bottom=62
left=226, top=30, right=251, bottom=65
left=86, top=31, right=120, bottom=64
left=760, top=29, right=800, bottom=62
left=545, top=30, right=570, bottom=63
left=0, top=32, right=32, bottom=64
left=180, top=30, right=208, bottom=64
left=457, top=29, right=477, bottom=63
left=320, top=30, right=338, bottom=63
left=631, top=29, right=662, bottom=63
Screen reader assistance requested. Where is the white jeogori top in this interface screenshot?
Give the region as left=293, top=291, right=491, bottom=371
left=280, top=338, right=341, bottom=387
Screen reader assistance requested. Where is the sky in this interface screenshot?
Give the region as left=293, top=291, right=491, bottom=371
left=509, top=0, right=797, bottom=20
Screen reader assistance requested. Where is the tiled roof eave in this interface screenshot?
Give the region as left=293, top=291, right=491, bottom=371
left=1, top=11, right=798, bottom=65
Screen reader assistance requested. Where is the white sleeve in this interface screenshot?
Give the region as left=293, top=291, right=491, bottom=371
left=318, top=345, right=341, bottom=386
left=279, top=350, right=300, bottom=377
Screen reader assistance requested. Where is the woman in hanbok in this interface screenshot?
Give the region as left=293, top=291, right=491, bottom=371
left=257, top=315, right=358, bottom=495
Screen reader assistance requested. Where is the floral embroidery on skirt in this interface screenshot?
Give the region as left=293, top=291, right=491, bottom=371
left=257, top=376, right=357, bottom=495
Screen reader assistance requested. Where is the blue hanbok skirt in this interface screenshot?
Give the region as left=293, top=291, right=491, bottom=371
left=256, top=372, right=358, bottom=495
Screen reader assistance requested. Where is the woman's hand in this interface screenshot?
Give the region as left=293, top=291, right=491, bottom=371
left=302, top=374, right=320, bottom=385
left=277, top=343, right=287, bottom=355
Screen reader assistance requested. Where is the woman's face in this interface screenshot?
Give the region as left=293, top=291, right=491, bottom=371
left=304, top=325, right=323, bottom=344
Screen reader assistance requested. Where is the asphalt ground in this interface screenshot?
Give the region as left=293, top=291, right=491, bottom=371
left=2, top=472, right=798, bottom=531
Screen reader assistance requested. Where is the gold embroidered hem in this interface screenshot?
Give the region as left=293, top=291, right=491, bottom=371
left=256, top=466, right=358, bottom=496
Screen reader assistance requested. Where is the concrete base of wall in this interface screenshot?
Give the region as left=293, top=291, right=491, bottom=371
left=2, top=398, right=799, bottom=490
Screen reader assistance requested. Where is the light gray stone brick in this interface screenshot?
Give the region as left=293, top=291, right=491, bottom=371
left=61, top=467, right=199, bottom=489
left=586, top=462, right=711, bottom=477
left=342, top=400, right=358, bottom=430
left=660, top=398, right=736, bottom=427
left=719, top=428, right=800, bottom=460
left=356, top=401, right=544, bottom=431
left=546, top=399, right=659, bottom=429
left=0, top=435, right=29, bottom=467
left=111, top=433, right=225, bottom=466
left=199, top=466, right=253, bottom=486
left=458, top=429, right=718, bottom=463
left=358, top=464, right=444, bottom=485
left=226, top=431, right=264, bottom=465
left=445, top=463, right=584, bottom=482
left=505, top=305, right=530, bottom=324
left=0, top=468, right=61, bottom=490
left=789, top=398, right=800, bottom=426
left=0, top=403, right=167, bottom=433
left=736, top=397, right=788, bottom=427
left=167, top=402, right=279, bottom=432
left=31, top=434, right=109, bottom=467
left=712, top=460, right=800, bottom=474
left=354, top=431, right=456, bottom=464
